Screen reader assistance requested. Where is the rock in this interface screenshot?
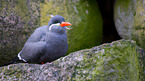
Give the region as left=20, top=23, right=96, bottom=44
left=0, top=39, right=144, bottom=81
left=114, top=0, right=145, bottom=50
left=0, top=0, right=41, bottom=64
left=40, top=0, right=103, bottom=54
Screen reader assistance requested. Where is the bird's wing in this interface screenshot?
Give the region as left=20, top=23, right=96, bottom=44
left=19, top=41, right=47, bottom=62
left=18, top=26, right=48, bottom=62
left=26, top=26, right=47, bottom=42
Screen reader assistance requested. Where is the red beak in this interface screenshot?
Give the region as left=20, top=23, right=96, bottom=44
left=60, top=22, right=71, bottom=27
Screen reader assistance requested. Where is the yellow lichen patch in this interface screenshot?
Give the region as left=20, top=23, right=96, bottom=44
left=40, top=1, right=53, bottom=25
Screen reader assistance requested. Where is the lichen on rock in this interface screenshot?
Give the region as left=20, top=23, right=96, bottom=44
left=40, top=0, right=103, bottom=54
left=0, top=39, right=144, bottom=81
left=114, top=0, right=145, bottom=50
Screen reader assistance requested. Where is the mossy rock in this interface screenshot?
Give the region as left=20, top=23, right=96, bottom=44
left=0, top=0, right=41, bottom=65
left=40, top=0, right=103, bottom=54
left=0, top=39, right=144, bottom=81
left=114, top=0, right=145, bottom=50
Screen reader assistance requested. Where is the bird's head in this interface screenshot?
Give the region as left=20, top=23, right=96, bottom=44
left=47, top=15, right=71, bottom=34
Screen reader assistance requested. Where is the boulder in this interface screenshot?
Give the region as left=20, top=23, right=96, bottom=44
left=0, top=0, right=103, bottom=65
left=0, top=0, right=41, bottom=64
left=114, top=0, right=145, bottom=50
left=0, top=39, right=144, bottom=81
left=40, top=0, right=103, bottom=54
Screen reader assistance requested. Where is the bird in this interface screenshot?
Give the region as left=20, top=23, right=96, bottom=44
left=1, top=15, right=71, bottom=66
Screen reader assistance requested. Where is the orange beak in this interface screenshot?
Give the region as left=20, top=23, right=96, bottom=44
left=60, top=22, right=71, bottom=27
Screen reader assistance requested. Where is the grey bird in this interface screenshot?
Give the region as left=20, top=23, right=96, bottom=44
left=1, top=15, right=71, bottom=66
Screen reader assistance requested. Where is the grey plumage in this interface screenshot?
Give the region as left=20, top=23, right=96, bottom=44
left=18, top=15, right=68, bottom=63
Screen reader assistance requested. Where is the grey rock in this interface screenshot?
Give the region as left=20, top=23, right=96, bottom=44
left=114, top=0, right=145, bottom=50
left=0, top=0, right=41, bottom=64
left=40, top=0, right=103, bottom=54
left=0, top=39, right=144, bottom=81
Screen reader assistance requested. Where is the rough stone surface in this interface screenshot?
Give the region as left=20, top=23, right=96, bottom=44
left=114, top=0, right=145, bottom=50
left=0, top=0, right=41, bottom=64
left=40, top=0, right=103, bottom=54
left=0, top=39, right=144, bottom=81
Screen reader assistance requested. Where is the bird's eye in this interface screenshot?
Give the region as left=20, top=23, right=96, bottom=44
left=53, top=20, right=59, bottom=24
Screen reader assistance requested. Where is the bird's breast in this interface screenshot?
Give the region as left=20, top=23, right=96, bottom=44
left=45, top=32, right=67, bottom=47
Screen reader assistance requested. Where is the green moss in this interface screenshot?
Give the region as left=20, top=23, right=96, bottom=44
left=0, top=1, right=40, bottom=65
left=15, top=0, right=31, bottom=21
left=132, top=1, right=145, bottom=50
left=115, top=0, right=131, bottom=9
left=40, top=0, right=103, bottom=54
left=0, top=40, right=144, bottom=80
left=114, top=0, right=145, bottom=50
left=72, top=40, right=141, bottom=81
left=67, top=0, right=102, bottom=53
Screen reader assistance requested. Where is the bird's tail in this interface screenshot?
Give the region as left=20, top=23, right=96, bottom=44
left=0, top=55, right=21, bottom=67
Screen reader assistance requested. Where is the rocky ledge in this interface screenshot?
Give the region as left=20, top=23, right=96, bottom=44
left=0, top=39, right=144, bottom=81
